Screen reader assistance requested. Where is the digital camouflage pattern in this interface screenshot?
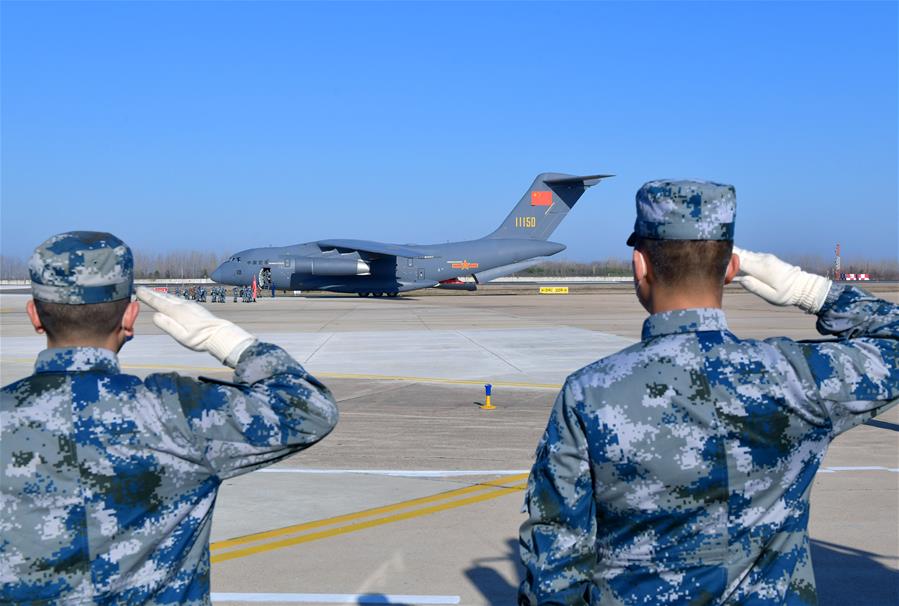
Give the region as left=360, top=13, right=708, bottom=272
left=626, top=180, right=736, bottom=246
left=1, top=342, right=338, bottom=604
left=520, top=285, right=899, bottom=605
left=29, top=231, right=134, bottom=305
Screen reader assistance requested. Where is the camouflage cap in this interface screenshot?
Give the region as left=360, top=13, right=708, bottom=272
left=29, top=231, right=133, bottom=304
left=626, top=180, right=736, bottom=246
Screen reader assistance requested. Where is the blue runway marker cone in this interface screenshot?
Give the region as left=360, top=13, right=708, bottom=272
left=482, top=383, right=496, bottom=410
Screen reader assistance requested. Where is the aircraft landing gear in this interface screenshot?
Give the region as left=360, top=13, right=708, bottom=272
left=387, top=292, right=399, bottom=298
left=372, top=292, right=384, bottom=297
left=358, top=292, right=370, bottom=297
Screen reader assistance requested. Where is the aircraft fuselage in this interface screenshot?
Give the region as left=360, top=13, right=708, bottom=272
left=210, top=238, right=565, bottom=295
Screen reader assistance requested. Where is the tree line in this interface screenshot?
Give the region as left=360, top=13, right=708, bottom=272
left=0, top=251, right=225, bottom=280
left=1, top=251, right=897, bottom=281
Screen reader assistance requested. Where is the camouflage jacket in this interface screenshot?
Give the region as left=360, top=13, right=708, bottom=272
left=1, top=342, right=338, bottom=605
left=519, top=285, right=898, bottom=605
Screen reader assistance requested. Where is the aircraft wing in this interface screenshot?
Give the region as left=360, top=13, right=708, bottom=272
left=316, top=239, right=431, bottom=258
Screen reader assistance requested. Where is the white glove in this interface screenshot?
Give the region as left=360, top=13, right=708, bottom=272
left=136, top=286, right=257, bottom=367
left=733, top=246, right=832, bottom=313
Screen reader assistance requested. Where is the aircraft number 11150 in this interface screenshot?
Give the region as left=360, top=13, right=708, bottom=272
left=515, top=216, right=537, bottom=228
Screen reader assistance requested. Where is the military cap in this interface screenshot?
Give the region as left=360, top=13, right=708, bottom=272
left=626, top=180, right=736, bottom=246
left=29, top=231, right=133, bottom=304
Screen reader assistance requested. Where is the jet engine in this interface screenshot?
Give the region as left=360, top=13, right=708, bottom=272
left=293, top=257, right=371, bottom=276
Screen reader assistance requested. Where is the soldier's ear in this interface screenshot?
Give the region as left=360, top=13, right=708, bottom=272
left=632, top=250, right=647, bottom=282
left=121, top=300, right=140, bottom=337
left=26, top=299, right=46, bottom=334
left=724, top=251, right=740, bottom=285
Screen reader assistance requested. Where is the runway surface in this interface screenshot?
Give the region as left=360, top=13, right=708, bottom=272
left=2, top=284, right=897, bottom=605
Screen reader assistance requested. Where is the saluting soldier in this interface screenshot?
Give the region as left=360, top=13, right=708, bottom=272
left=1, top=232, right=339, bottom=604
left=519, top=181, right=899, bottom=604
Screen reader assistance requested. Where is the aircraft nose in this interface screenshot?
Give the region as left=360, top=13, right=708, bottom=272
left=211, top=263, right=226, bottom=283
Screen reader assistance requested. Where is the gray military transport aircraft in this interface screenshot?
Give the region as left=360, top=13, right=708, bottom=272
left=211, top=172, right=610, bottom=297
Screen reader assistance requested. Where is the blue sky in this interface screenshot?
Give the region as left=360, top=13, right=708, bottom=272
left=2, top=1, right=896, bottom=263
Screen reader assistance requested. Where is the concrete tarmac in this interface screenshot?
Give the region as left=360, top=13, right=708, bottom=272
left=1, top=284, right=897, bottom=605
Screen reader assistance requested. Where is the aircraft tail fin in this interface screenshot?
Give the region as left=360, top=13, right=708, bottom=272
left=486, top=173, right=612, bottom=240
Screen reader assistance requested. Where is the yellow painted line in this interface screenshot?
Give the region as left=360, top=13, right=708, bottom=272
left=213, top=483, right=489, bottom=550
left=0, top=358, right=562, bottom=389
left=211, top=480, right=528, bottom=563
left=211, top=473, right=528, bottom=551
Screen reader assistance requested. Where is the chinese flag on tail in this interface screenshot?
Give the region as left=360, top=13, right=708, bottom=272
left=531, top=191, right=553, bottom=206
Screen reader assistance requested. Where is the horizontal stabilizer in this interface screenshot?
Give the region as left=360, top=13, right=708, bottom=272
left=543, top=174, right=614, bottom=188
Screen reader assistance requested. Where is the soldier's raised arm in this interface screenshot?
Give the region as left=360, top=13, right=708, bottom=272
left=137, top=287, right=338, bottom=478
left=735, top=248, right=899, bottom=434
left=519, top=382, right=597, bottom=605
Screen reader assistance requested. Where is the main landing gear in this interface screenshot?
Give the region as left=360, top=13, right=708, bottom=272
left=357, top=292, right=399, bottom=298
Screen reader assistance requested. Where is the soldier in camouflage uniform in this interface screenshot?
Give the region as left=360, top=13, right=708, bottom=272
left=1, top=231, right=339, bottom=604
left=519, top=181, right=898, bottom=605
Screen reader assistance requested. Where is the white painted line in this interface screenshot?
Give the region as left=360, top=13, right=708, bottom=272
left=257, top=467, right=899, bottom=477
left=211, top=593, right=461, bottom=604
left=818, top=466, right=899, bottom=474
left=255, top=468, right=530, bottom=478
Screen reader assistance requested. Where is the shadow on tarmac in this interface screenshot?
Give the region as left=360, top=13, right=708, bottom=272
left=812, top=539, right=899, bottom=605
left=864, top=418, right=899, bottom=432
left=462, top=538, right=899, bottom=605
left=354, top=594, right=394, bottom=604
left=464, top=539, right=523, bottom=605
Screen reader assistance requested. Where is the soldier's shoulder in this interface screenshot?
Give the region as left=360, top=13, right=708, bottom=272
left=143, top=371, right=206, bottom=392
left=564, top=339, right=650, bottom=392
left=2, top=375, right=32, bottom=395
left=2, top=373, right=68, bottom=404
